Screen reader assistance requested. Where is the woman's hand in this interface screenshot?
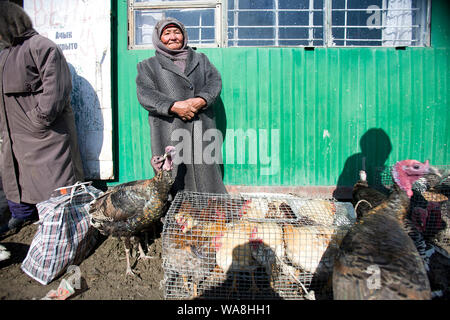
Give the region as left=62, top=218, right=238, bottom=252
left=185, top=97, right=207, bottom=111
left=170, top=97, right=207, bottom=121
left=170, top=101, right=196, bottom=121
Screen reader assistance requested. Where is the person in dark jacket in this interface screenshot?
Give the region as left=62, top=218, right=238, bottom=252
left=136, top=18, right=227, bottom=197
left=0, top=2, right=84, bottom=235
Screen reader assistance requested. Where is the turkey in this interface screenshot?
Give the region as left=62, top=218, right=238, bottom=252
left=352, top=170, right=388, bottom=220
left=412, top=167, right=448, bottom=194
left=408, top=167, right=447, bottom=268
left=411, top=169, right=450, bottom=252
left=89, top=146, right=175, bottom=276
left=333, top=159, right=433, bottom=300
left=410, top=169, right=450, bottom=298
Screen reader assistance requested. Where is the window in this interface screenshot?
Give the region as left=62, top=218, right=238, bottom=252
left=227, top=0, right=325, bottom=46
left=330, top=0, right=430, bottom=47
left=129, top=0, right=223, bottom=49
left=128, top=0, right=431, bottom=48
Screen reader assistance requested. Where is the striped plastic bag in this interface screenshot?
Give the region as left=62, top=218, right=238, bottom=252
left=21, top=182, right=103, bottom=285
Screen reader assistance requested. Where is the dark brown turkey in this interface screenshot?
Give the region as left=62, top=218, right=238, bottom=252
left=333, top=159, right=433, bottom=300
left=89, top=146, right=175, bottom=276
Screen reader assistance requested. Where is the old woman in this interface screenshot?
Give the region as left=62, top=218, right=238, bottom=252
left=136, top=18, right=227, bottom=196
left=0, top=3, right=84, bottom=235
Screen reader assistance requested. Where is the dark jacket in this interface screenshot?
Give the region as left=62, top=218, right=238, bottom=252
left=0, top=29, right=84, bottom=203
left=136, top=47, right=227, bottom=195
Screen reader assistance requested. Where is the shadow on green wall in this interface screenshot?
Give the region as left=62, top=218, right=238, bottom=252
left=333, top=128, right=392, bottom=200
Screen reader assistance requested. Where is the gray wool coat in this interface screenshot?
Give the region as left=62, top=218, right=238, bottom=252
left=136, top=47, right=227, bottom=195
left=0, top=30, right=84, bottom=204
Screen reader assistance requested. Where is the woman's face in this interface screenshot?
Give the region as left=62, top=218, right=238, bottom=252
left=160, top=26, right=184, bottom=50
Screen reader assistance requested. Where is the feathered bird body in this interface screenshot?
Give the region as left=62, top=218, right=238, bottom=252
left=411, top=169, right=449, bottom=251
left=89, top=146, right=175, bottom=276
left=284, top=224, right=345, bottom=274
left=333, top=160, right=432, bottom=300
left=90, top=171, right=173, bottom=237
left=213, top=221, right=257, bottom=274
left=248, top=222, right=285, bottom=279
left=352, top=170, right=388, bottom=219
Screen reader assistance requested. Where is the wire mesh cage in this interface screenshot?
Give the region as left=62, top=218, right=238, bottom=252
left=376, top=165, right=450, bottom=250
left=161, top=192, right=356, bottom=300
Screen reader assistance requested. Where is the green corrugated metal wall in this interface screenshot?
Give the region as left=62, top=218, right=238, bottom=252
left=112, top=0, right=449, bottom=188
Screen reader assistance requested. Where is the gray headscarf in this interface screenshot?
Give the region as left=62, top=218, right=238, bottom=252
left=152, top=18, right=189, bottom=72
left=0, top=2, right=34, bottom=48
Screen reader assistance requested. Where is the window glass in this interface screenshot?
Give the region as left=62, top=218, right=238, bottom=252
left=129, top=0, right=429, bottom=48
left=234, top=0, right=275, bottom=10
left=227, top=0, right=324, bottom=47
left=331, top=0, right=425, bottom=46
left=134, top=8, right=215, bottom=46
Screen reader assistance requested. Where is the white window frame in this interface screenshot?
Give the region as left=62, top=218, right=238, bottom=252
left=128, top=0, right=224, bottom=49
left=128, top=0, right=431, bottom=49
left=325, top=0, right=431, bottom=47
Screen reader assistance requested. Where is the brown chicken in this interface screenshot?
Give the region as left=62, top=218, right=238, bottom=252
left=172, top=200, right=228, bottom=253
left=167, top=198, right=232, bottom=297
left=266, top=200, right=297, bottom=219
left=164, top=241, right=208, bottom=298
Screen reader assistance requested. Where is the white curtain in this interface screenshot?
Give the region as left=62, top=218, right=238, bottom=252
left=382, top=0, right=413, bottom=46
left=136, top=12, right=163, bottom=45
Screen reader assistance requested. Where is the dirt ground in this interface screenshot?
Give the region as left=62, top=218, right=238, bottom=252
left=0, top=211, right=166, bottom=300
